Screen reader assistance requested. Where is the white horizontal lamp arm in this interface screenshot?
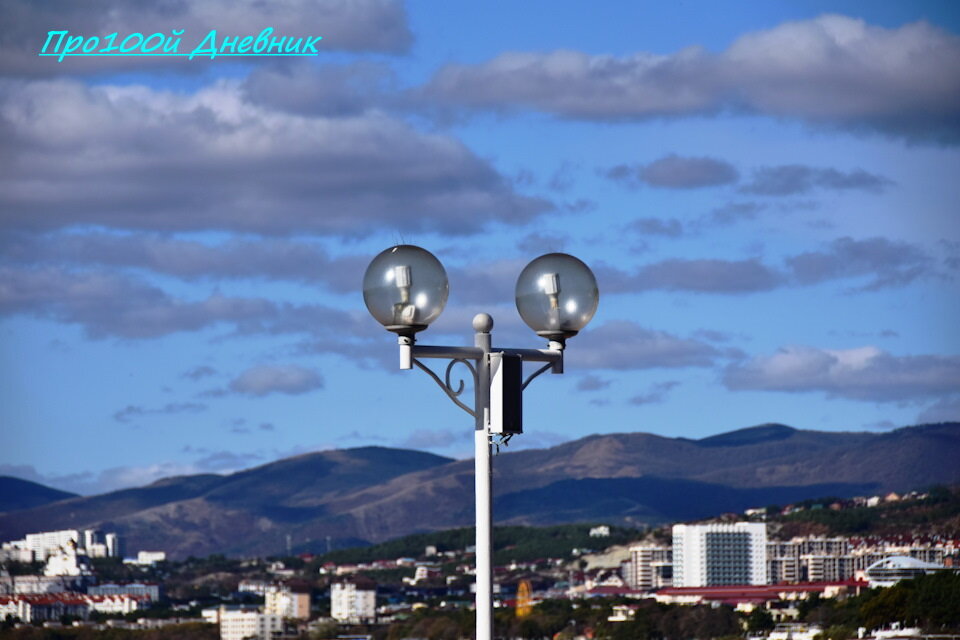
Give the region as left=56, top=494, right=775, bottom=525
left=498, top=347, right=563, bottom=372
left=410, top=345, right=485, bottom=360
left=410, top=345, right=562, bottom=363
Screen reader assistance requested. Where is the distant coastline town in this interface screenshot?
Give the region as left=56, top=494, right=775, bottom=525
left=2, top=487, right=959, bottom=640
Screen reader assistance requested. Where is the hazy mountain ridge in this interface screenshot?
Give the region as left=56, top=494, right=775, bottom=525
left=0, top=424, right=957, bottom=559
left=695, top=423, right=798, bottom=447
left=0, top=477, right=78, bottom=513
left=494, top=476, right=880, bottom=526
left=0, top=447, right=454, bottom=556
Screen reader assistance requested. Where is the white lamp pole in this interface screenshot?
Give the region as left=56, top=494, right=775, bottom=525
left=363, top=246, right=599, bottom=640
left=474, top=313, right=493, bottom=640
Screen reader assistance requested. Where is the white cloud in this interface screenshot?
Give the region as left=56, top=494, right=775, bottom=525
left=916, top=397, right=960, bottom=424
left=0, top=265, right=378, bottom=342
left=1, top=461, right=202, bottom=496
left=724, top=345, right=960, bottom=401
left=228, top=364, right=324, bottom=396
left=596, top=259, right=784, bottom=294
left=0, top=267, right=276, bottom=338
left=422, top=15, right=960, bottom=143
left=182, top=365, right=218, bottom=381
left=786, top=237, right=932, bottom=291
left=576, top=374, right=611, bottom=392
left=569, top=321, right=721, bottom=370
left=629, top=381, right=681, bottom=405
left=606, top=155, right=739, bottom=189
left=398, top=428, right=471, bottom=451
left=242, top=61, right=397, bottom=117
left=740, top=165, right=892, bottom=196
left=0, top=78, right=548, bottom=235
left=628, top=218, right=684, bottom=237
left=114, top=402, right=207, bottom=423
left=0, top=447, right=272, bottom=495
left=594, top=236, right=935, bottom=295
left=0, top=232, right=368, bottom=293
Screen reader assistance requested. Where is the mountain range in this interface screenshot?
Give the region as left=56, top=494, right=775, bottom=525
left=1, top=422, right=957, bottom=559
left=0, top=477, right=77, bottom=513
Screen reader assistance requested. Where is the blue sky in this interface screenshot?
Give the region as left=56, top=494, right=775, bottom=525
left=1, top=0, right=958, bottom=495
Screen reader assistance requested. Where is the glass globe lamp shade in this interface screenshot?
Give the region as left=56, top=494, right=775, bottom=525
left=515, top=253, right=599, bottom=340
left=362, top=245, right=449, bottom=336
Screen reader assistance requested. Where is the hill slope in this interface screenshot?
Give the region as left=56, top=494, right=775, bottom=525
left=0, top=477, right=78, bottom=513
left=0, top=447, right=452, bottom=557
left=1, top=423, right=956, bottom=559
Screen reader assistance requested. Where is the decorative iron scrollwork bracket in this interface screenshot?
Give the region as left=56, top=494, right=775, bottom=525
left=412, top=357, right=478, bottom=418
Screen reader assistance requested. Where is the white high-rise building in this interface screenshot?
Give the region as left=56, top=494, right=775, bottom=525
left=330, top=579, right=376, bottom=624
left=24, top=530, right=81, bottom=560
left=83, top=530, right=99, bottom=552
left=264, top=585, right=310, bottom=620
left=672, top=522, right=767, bottom=587
left=3, top=529, right=122, bottom=561
left=626, top=544, right=673, bottom=590
left=216, top=606, right=283, bottom=640
left=105, top=533, right=120, bottom=558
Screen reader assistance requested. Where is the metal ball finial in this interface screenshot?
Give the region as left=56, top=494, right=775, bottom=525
left=473, top=313, right=494, bottom=333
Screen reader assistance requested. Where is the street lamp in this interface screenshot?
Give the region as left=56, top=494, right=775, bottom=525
left=515, top=252, right=600, bottom=345
left=363, top=245, right=599, bottom=640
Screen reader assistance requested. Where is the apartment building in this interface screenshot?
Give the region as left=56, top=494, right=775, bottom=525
left=206, top=605, right=283, bottom=640
left=625, top=544, right=673, bottom=590
left=1, top=529, right=121, bottom=562
left=264, top=584, right=310, bottom=620
left=672, top=523, right=767, bottom=587
left=330, top=578, right=376, bottom=624
left=767, top=535, right=959, bottom=584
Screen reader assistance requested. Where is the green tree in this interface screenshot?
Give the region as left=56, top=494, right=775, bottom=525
left=860, top=584, right=911, bottom=629
left=906, top=571, right=960, bottom=629
left=823, top=623, right=858, bottom=640
left=308, top=620, right=340, bottom=639
left=746, top=607, right=775, bottom=632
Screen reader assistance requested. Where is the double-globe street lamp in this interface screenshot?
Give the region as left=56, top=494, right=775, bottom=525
left=362, top=245, right=599, bottom=640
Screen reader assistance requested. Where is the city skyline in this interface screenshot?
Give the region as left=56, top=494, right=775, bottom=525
left=1, top=0, right=958, bottom=495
